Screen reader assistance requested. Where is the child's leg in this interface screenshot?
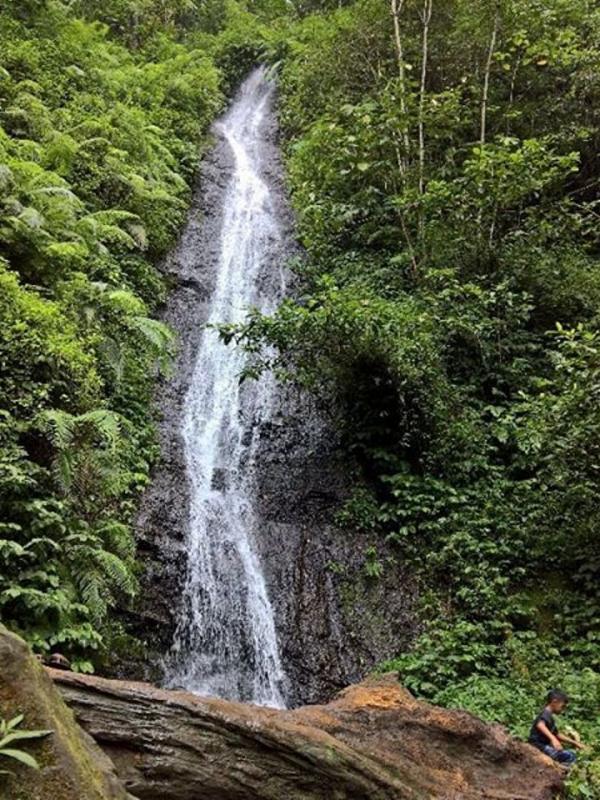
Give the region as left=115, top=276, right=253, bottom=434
left=542, top=746, right=577, bottom=766
left=556, top=750, right=577, bottom=766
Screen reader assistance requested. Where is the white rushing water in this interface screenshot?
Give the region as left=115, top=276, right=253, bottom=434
left=166, top=68, right=287, bottom=707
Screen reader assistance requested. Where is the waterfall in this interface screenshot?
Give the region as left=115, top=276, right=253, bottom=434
left=165, top=68, right=287, bottom=708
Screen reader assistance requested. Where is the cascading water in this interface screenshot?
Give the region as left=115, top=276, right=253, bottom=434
left=165, top=68, right=287, bottom=707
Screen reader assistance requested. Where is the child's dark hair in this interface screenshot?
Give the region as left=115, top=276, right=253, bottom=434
left=547, top=689, right=569, bottom=704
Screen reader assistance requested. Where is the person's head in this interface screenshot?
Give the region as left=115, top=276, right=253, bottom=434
left=546, top=689, right=569, bottom=714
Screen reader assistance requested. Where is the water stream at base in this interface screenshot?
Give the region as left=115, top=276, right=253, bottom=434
left=165, top=68, right=287, bottom=708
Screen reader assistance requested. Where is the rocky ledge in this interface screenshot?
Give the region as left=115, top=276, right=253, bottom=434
left=50, top=669, right=563, bottom=800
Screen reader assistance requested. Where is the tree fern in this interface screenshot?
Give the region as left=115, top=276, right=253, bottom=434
left=39, top=408, right=121, bottom=451
left=76, top=210, right=145, bottom=253
left=37, top=408, right=123, bottom=495
left=38, top=409, right=77, bottom=451
left=79, top=410, right=121, bottom=449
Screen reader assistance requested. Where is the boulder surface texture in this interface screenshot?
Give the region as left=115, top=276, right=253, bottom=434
left=50, top=668, right=564, bottom=800
left=0, top=625, right=132, bottom=800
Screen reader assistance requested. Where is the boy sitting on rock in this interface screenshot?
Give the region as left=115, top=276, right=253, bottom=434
left=529, top=689, right=585, bottom=767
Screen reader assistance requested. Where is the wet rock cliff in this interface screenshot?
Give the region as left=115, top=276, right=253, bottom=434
left=124, top=72, right=418, bottom=706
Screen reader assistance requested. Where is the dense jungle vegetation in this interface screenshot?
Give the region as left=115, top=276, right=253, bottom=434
left=0, top=0, right=273, bottom=668
left=233, top=0, right=600, bottom=793
left=1, top=0, right=599, bottom=795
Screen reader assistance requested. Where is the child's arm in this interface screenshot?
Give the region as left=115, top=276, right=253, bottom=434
left=537, top=720, right=562, bottom=750
left=558, top=734, right=586, bottom=750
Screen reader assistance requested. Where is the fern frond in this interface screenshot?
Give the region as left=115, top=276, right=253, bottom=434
left=37, top=410, right=76, bottom=450
left=105, top=288, right=145, bottom=315
left=97, top=521, right=135, bottom=560
left=128, top=316, right=174, bottom=354
left=54, top=450, right=74, bottom=493
left=79, top=409, right=121, bottom=449
left=92, top=549, right=136, bottom=597
left=0, top=540, right=28, bottom=561
left=98, top=336, right=125, bottom=382
left=75, top=569, right=106, bottom=623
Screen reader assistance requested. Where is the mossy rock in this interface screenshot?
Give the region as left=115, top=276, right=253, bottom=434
left=0, top=625, right=134, bottom=800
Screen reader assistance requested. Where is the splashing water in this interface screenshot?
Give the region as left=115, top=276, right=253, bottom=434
left=166, top=68, right=287, bottom=707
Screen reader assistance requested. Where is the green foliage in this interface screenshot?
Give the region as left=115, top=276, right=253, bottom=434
left=0, top=0, right=267, bottom=663
left=224, top=0, right=600, bottom=792
left=196, top=0, right=281, bottom=92
left=4, top=5, right=600, bottom=794
left=415, top=655, right=600, bottom=798
left=0, top=715, right=52, bottom=776
left=363, top=546, right=383, bottom=580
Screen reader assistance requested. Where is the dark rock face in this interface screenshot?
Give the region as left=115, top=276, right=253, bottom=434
left=0, top=626, right=132, bottom=800
left=124, top=77, right=418, bottom=705
left=253, top=394, right=419, bottom=705
left=51, top=669, right=564, bottom=800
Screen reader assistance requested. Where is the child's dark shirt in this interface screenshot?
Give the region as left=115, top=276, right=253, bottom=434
left=529, top=708, right=557, bottom=750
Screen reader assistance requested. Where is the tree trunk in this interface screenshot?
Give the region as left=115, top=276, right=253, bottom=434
left=418, top=0, right=433, bottom=199
left=390, top=0, right=410, bottom=170
left=480, top=7, right=500, bottom=146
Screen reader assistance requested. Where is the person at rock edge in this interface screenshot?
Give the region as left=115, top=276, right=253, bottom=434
left=528, top=689, right=586, bottom=767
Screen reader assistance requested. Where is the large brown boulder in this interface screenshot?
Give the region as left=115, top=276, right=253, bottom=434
left=51, top=668, right=563, bottom=800
left=0, top=625, right=133, bottom=800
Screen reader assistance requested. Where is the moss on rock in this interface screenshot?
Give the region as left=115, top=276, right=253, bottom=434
left=0, top=625, right=133, bottom=800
